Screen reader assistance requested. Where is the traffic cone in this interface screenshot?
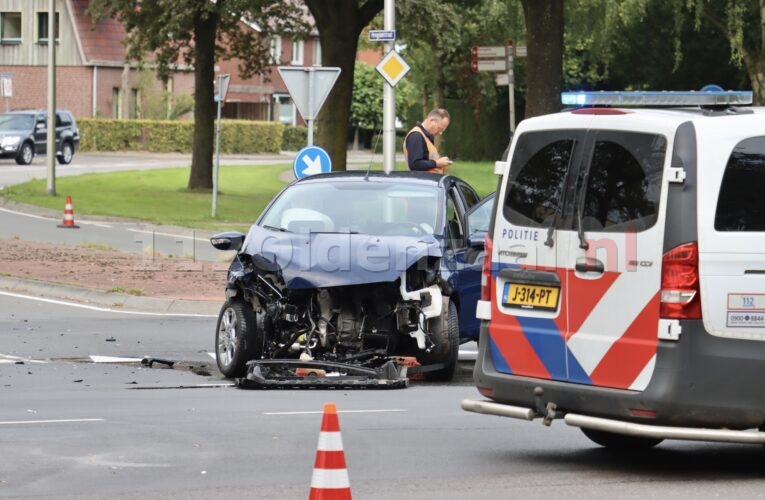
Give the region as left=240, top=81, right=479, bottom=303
left=57, top=195, right=79, bottom=229
left=309, top=403, right=352, bottom=500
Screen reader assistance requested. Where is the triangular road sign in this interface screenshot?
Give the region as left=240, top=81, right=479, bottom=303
left=278, top=66, right=341, bottom=121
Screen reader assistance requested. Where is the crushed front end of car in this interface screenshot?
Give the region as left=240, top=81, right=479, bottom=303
left=211, top=227, right=460, bottom=389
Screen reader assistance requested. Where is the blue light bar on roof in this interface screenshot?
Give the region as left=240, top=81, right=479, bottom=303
left=561, top=90, right=753, bottom=107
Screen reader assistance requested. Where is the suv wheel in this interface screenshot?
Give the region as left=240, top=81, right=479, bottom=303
left=15, top=142, right=34, bottom=165
left=57, top=142, right=74, bottom=165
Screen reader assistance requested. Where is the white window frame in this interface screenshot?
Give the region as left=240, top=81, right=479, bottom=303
left=0, top=12, right=22, bottom=44
left=311, top=37, right=322, bottom=66
left=36, top=11, right=60, bottom=44
left=291, top=39, right=304, bottom=65
left=270, top=37, right=282, bottom=64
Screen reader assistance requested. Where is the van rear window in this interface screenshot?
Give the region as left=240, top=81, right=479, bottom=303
left=503, top=130, right=665, bottom=233
left=715, top=136, right=765, bottom=231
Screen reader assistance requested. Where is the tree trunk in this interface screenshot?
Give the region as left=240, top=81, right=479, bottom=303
left=305, top=0, right=383, bottom=172
left=187, top=10, right=218, bottom=190
left=521, top=0, right=564, bottom=118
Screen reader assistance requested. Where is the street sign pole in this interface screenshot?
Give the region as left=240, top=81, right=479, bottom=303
left=507, top=41, right=516, bottom=133
left=212, top=73, right=230, bottom=218
left=382, top=0, right=395, bottom=173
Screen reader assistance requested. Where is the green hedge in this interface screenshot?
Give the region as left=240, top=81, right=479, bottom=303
left=78, top=118, right=284, bottom=154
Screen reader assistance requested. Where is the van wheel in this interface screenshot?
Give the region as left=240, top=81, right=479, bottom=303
left=15, top=142, right=34, bottom=165
left=418, top=298, right=459, bottom=382
left=57, top=142, right=74, bottom=164
left=581, top=428, right=663, bottom=449
left=215, top=299, right=261, bottom=378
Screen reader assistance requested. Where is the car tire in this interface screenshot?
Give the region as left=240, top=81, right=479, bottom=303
left=419, top=298, right=459, bottom=382
left=57, top=142, right=74, bottom=165
left=215, top=299, right=261, bottom=378
left=580, top=428, right=663, bottom=449
left=15, top=142, right=34, bottom=165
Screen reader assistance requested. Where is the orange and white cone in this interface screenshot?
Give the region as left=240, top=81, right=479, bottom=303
left=57, top=195, right=79, bottom=229
left=309, top=403, right=352, bottom=500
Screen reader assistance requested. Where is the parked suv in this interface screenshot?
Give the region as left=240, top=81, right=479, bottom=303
left=0, top=110, right=80, bottom=165
left=463, top=88, right=765, bottom=448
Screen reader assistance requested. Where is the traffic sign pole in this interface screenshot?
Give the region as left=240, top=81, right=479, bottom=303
left=508, top=42, right=516, bottom=133
left=382, top=0, right=395, bottom=173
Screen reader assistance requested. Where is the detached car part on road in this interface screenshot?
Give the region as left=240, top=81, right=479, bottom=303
left=211, top=171, right=493, bottom=388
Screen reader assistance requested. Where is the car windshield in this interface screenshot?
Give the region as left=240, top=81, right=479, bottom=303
left=0, top=115, right=33, bottom=131
left=260, top=181, right=442, bottom=235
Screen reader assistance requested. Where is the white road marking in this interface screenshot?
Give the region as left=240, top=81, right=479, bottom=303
left=264, top=409, right=406, bottom=416
left=0, top=207, right=112, bottom=227
left=0, top=353, right=47, bottom=364
left=0, top=418, right=105, bottom=426
left=0, top=290, right=216, bottom=317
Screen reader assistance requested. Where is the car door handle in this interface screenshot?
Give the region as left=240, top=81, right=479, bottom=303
left=575, top=257, right=604, bottom=274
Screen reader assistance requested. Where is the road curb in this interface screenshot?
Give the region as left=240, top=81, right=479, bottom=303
left=0, top=275, right=220, bottom=316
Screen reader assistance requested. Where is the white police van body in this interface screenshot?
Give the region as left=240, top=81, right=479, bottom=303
left=463, top=89, right=765, bottom=447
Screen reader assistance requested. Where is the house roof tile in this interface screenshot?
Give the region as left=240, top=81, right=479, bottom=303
left=70, top=0, right=127, bottom=63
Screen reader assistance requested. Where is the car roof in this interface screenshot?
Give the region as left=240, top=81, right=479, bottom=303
left=290, top=170, right=464, bottom=191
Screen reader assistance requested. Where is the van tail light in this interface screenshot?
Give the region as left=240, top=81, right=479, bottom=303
left=481, top=233, right=493, bottom=302
left=660, top=242, right=701, bottom=319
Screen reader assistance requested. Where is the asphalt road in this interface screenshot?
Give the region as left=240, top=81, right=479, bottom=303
left=3, top=293, right=765, bottom=499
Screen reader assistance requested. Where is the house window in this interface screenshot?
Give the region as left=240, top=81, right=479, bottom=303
left=112, top=87, right=122, bottom=118
left=291, top=40, right=304, bottom=65
left=37, top=12, right=59, bottom=44
left=131, top=88, right=141, bottom=119
left=1, top=12, right=22, bottom=44
left=311, top=38, right=322, bottom=66
left=269, top=37, right=282, bottom=64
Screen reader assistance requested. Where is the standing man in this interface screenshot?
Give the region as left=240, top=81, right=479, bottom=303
left=403, top=108, right=453, bottom=173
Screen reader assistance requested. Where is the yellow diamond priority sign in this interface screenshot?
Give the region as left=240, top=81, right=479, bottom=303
left=375, top=49, right=410, bottom=87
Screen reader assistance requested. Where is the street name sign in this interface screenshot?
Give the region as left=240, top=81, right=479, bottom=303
left=471, top=46, right=506, bottom=59
left=471, top=58, right=508, bottom=72
left=369, top=30, right=396, bottom=42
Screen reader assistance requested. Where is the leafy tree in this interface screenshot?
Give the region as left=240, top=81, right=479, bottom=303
left=87, top=0, right=309, bottom=190
left=520, top=0, right=564, bottom=117
left=671, top=0, right=763, bottom=103
left=303, top=0, right=384, bottom=171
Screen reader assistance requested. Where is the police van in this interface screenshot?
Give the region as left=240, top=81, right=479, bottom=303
left=462, top=88, right=765, bottom=448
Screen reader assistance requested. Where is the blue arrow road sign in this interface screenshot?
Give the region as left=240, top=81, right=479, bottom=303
left=294, top=146, right=332, bottom=179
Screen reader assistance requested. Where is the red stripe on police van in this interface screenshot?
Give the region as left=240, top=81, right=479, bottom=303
left=588, top=293, right=660, bottom=389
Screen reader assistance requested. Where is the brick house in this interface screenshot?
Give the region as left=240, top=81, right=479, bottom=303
left=0, top=0, right=322, bottom=125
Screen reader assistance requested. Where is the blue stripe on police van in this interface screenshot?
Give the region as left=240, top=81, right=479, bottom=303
left=488, top=334, right=513, bottom=373
left=516, top=316, right=567, bottom=381
left=565, top=348, right=592, bottom=385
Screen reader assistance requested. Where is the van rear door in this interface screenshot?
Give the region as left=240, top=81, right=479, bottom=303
left=563, top=129, right=667, bottom=390
left=491, top=120, right=669, bottom=390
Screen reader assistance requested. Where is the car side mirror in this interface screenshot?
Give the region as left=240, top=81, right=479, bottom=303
left=468, top=231, right=487, bottom=249
left=36, top=123, right=45, bottom=130
left=210, top=231, right=245, bottom=252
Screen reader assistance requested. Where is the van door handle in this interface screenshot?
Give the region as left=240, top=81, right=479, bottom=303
left=575, top=257, right=604, bottom=274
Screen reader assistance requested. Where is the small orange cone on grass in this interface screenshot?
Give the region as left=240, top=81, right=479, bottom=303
left=57, top=195, right=79, bottom=229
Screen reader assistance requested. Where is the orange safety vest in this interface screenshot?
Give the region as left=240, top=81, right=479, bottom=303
left=403, top=126, right=443, bottom=174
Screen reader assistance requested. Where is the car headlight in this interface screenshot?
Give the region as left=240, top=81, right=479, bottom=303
left=1, top=136, right=21, bottom=148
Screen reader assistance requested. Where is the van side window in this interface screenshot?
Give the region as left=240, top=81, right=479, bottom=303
left=503, top=133, right=577, bottom=227
left=580, top=132, right=665, bottom=232
left=715, top=137, right=765, bottom=231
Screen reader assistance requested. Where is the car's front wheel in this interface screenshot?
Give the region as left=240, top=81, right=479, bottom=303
left=57, top=142, right=74, bottom=165
left=580, top=428, right=663, bottom=449
left=215, top=299, right=262, bottom=378
left=15, top=142, right=34, bottom=165
left=418, top=298, right=459, bottom=381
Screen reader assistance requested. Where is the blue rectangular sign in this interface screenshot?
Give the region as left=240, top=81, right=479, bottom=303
left=369, top=30, right=396, bottom=42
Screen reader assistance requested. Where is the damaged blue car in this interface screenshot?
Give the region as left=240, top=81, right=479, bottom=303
left=210, top=171, right=493, bottom=387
